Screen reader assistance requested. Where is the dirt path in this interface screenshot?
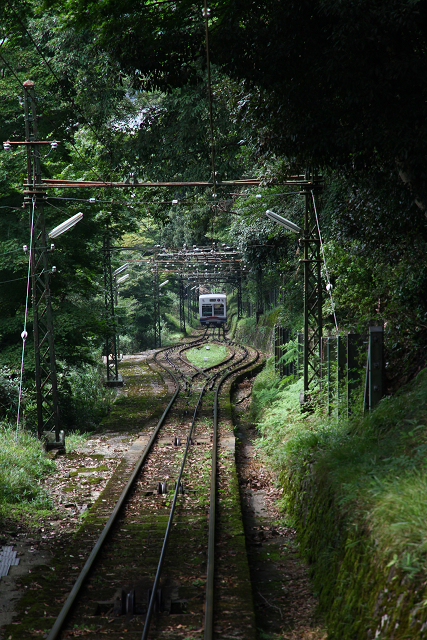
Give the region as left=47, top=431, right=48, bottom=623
left=233, top=378, right=327, bottom=640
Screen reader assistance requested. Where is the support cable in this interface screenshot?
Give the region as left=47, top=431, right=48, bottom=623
left=311, top=191, right=338, bottom=332
left=0, top=270, right=46, bottom=286
left=0, top=247, right=26, bottom=256
left=0, top=50, right=25, bottom=86
left=12, top=11, right=117, bottom=182
left=16, top=197, right=35, bottom=440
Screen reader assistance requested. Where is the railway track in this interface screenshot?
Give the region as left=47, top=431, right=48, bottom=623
left=46, top=328, right=259, bottom=640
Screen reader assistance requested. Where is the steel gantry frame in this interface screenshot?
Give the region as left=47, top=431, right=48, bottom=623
left=132, top=244, right=247, bottom=329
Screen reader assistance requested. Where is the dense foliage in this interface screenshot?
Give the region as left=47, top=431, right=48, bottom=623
left=1, top=0, right=427, bottom=430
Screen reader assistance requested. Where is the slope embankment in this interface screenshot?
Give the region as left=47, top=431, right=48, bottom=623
left=232, top=311, right=427, bottom=639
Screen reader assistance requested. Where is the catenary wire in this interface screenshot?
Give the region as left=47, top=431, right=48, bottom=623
left=0, top=270, right=46, bottom=286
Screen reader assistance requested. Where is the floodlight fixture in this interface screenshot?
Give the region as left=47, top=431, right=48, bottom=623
left=265, top=209, right=301, bottom=233
left=48, top=212, right=83, bottom=238
left=117, top=273, right=130, bottom=284
left=113, top=263, right=129, bottom=277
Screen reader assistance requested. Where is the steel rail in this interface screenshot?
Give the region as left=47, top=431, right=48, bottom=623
left=46, top=346, right=181, bottom=640
left=141, top=351, right=223, bottom=639
left=141, top=331, right=242, bottom=638
left=176, top=343, right=208, bottom=379
left=204, top=343, right=259, bottom=640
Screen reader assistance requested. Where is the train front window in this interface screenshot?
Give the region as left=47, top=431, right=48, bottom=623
left=202, top=304, right=212, bottom=317
left=214, top=303, right=224, bottom=315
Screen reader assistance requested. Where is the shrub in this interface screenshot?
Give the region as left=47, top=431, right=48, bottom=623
left=0, top=422, right=55, bottom=507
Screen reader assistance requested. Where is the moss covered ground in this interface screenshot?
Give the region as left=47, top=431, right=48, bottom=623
left=186, top=342, right=227, bottom=368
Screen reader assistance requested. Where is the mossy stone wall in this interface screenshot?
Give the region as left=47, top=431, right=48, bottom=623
left=284, top=464, right=427, bottom=639
left=229, top=308, right=280, bottom=354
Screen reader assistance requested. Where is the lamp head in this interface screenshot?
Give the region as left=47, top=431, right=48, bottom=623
left=265, top=210, right=301, bottom=234
left=48, top=212, right=83, bottom=238
left=113, top=263, right=129, bottom=277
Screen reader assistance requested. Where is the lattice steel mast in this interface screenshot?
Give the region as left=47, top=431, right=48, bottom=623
left=103, top=234, right=120, bottom=384
left=302, top=171, right=323, bottom=403
left=23, top=80, right=63, bottom=447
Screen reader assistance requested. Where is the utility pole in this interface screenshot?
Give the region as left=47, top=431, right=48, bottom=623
left=301, top=169, right=323, bottom=405
left=23, top=80, right=64, bottom=450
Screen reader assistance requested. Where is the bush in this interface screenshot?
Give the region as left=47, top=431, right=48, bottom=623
left=0, top=366, right=21, bottom=420
left=0, top=422, right=55, bottom=507
left=59, top=363, right=114, bottom=431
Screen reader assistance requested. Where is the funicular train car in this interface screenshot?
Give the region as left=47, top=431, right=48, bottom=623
left=199, top=293, right=227, bottom=326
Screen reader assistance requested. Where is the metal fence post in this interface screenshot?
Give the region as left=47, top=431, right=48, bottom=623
left=327, top=337, right=336, bottom=415
left=347, top=333, right=361, bottom=417
left=337, top=335, right=346, bottom=420
left=297, top=333, right=304, bottom=380
left=368, top=326, right=384, bottom=410
left=274, top=325, right=279, bottom=376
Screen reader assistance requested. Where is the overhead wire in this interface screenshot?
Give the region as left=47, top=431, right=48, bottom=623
left=0, top=35, right=157, bottom=238
left=0, top=45, right=105, bottom=184
left=0, top=270, right=46, bottom=286
left=0, top=246, right=25, bottom=256
left=0, top=49, right=25, bottom=87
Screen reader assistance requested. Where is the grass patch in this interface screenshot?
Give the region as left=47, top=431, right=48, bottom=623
left=0, top=422, right=55, bottom=508
left=255, top=364, right=427, bottom=575
left=251, top=355, right=285, bottom=420
left=66, top=431, right=90, bottom=452
left=186, top=343, right=227, bottom=368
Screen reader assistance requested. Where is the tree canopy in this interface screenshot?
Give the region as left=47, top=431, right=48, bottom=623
left=0, top=0, right=427, bottom=415
left=43, top=0, right=427, bottom=205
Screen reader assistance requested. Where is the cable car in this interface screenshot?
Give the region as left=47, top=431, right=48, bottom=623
left=199, top=293, right=227, bottom=326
